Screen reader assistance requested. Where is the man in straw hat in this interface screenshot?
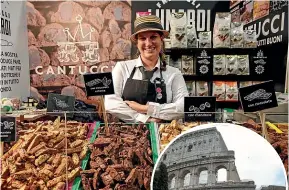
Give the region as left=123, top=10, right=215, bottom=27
left=105, top=15, right=188, bottom=123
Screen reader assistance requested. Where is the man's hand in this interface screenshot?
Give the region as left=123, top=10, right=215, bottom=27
left=125, top=101, right=148, bottom=113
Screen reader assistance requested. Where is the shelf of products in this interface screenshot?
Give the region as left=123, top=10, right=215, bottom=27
left=163, top=12, right=271, bottom=111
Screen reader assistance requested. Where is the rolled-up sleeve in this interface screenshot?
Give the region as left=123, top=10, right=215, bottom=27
left=147, top=70, right=188, bottom=120
left=105, top=62, right=150, bottom=123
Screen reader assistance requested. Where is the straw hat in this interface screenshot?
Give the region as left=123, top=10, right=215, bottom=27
left=130, top=15, right=169, bottom=43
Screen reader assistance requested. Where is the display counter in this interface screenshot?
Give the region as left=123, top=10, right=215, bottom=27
left=1, top=110, right=287, bottom=189
left=5, top=109, right=47, bottom=122
left=0, top=111, right=159, bottom=190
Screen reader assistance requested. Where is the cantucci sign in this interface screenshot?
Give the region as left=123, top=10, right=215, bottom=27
left=245, top=10, right=287, bottom=46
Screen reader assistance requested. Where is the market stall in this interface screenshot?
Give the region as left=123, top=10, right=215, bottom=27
left=1, top=0, right=288, bottom=189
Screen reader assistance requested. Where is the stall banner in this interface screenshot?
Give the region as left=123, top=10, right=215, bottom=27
left=230, top=0, right=288, bottom=91
left=131, top=0, right=230, bottom=54
left=27, top=0, right=230, bottom=101
left=0, top=116, right=16, bottom=142
left=132, top=1, right=230, bottom=31
left=27, top=1, right=131, bottom=102
left=184, top=96, right=216, bottom=122
left=230, top=0, right=288, bottom=47
left=1, top=1, right=30, bottom=99
left=83, top=72, right=114, bottom=97
left=47, top=93, right=75, bottom=117
left=239, top=80, right=278, bottom=112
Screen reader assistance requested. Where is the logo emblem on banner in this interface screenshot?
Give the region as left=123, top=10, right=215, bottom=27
left=57, top=15, right=100, bottom=64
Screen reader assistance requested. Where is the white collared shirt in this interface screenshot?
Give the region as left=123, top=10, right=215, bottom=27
left=105, top=56, right=189, bottom=123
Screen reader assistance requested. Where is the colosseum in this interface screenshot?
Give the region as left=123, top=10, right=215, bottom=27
left=159, top=127, right=256, bottom=190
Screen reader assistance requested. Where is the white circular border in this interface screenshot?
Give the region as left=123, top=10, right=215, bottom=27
left=150, top=123, right=288, bottom=190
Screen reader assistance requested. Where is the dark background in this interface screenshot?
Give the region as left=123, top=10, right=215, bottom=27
left=131, top=0, right=288, bottom=92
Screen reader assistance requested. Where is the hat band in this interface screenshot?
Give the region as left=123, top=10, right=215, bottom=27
left=135, top=22, right=164, bottom=33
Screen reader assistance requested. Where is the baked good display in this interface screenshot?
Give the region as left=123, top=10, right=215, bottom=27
left=81, top=123, right=153, bottom=190
left=1, top=119, right=89, bottom=190
left=159, top=120, right=206, bottom=152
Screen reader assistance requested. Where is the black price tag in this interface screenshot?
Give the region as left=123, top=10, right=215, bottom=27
left=83, top=72, right=114, bottom=96
left=196, top=49, right=213, bottom=76
left=184, top=97, right=216, bottom=122
left=0, top=116, right=16, bottom=142
left=47, top=93, right=75, bottom=117
left=239, top=80, right=278, bottom=112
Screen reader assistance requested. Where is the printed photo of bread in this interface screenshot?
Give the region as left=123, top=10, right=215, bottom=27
left=253, top=0, right=269, bottom=21
left=231, top=9, right=240, bottom=22
left=27, top=1, right=131, bottom=102
left=240, top=1, right=253, bottom=25
left=230, top=0, right=240, bottom=9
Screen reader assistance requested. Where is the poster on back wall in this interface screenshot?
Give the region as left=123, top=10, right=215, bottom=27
left=131, top=0, right=230, bottom=55
left=27, top=1, right=132, bottom=102
left=230, top=0, right=288, bottom=90
left=1, top=1, right=30, bottom=99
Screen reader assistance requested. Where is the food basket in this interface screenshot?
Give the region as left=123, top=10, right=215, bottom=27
left=1, top=117, right=94, bottom=190
left=72, top=122, right=160, bottom=190
left=157, top=120, right=208, bottom=152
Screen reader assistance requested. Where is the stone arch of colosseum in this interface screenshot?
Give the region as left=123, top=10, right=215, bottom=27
left=162, top=128, right=254, bottom=190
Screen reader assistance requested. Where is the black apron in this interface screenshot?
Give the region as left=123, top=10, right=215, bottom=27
left=122, top=66, right=167, bottom=105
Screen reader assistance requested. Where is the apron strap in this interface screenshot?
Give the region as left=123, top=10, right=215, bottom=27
left=139, top=66, right=158, bottom=80
left=160, top=69, right=164, bottom=82
left=130, top=65, right=163, bottom=81
left=128, top=67, right=137, bottom=79
left=153, top=69, right=165, bottom=84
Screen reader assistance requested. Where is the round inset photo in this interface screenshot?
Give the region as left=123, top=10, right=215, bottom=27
left=152, top=123, right=288, bottom=190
